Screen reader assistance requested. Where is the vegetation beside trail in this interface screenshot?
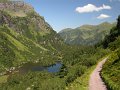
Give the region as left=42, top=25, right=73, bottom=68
left=0, top=75, right=8, bottom=84
left=101, top=49, right=120, bottom=90
left=101, top=15, right=120, bottom=90
left=0, top=1, right=120, bottom=90
left=0, top=45, right=109, bottom=90
left=67, top=55, right=109, bottom=90
left=66, top=65, right=96, bottom=90
left=67, top=15, right=120, bottom=90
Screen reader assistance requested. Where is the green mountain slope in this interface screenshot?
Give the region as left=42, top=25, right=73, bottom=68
left=101, top=15, right=120, bottom=90
left=0, top=1, right=64, bottom=72
left=102, top=49, right=120, bottom=90
left=59, top=22, right=115, bottom=45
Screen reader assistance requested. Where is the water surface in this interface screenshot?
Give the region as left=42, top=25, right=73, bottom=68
left=18, top=62, right=62, bottom=74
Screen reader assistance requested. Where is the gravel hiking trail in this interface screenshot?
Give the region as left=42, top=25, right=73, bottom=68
left=89, top=58, right=108, bottom=90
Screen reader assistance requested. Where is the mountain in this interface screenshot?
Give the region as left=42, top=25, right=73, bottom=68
left=0, top=1, right=64, bottom=72
left=59, top=22, right=116, bottom=45
left=0, top=1, right=119, bottom=90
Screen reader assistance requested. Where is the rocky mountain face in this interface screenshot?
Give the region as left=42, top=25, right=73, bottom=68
left=59, top=22, right=116, bottom=45
left=0, top=1, right=63, bottom=72
left=0, top=1, right=34, bottom=15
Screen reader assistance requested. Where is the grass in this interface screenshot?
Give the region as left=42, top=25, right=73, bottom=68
left=66, top=65, right=96, bottom=90
left=66, top=56, right=109, bottom=90
left=0, top=75, right=8, bottom=84
left=101, top=50, right=120, bottom=90
left=1, top=32, right=29, bottom=52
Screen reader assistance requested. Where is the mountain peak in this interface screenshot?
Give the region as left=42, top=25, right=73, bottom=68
left=59, top=22, right=115, bottom=45
left=99, top=22, right=111, bottom=26
left=78, top=24, right=94, bottom=30
left=59, top=28, right=73, bottom=33
left=0, top=1, right=34, bottom=17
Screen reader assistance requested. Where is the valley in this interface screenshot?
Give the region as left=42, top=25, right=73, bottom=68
left=0, top=0, right=120, bottom=90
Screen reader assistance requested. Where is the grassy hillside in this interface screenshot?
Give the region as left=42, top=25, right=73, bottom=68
left=59, top=22, right=115, bottom=45
left=0, top=1, right=64, bottom=73
left=0, top=1, right=119, bottom=90
left=101, top=15, right=120, bottom=90
left=102, top=49, right=120, bottom=90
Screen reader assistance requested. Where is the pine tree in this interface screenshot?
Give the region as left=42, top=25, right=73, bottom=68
left=117, top=15, right=120, bottom=34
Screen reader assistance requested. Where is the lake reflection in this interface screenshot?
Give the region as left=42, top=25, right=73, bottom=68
left=19, top=62, right=62, bottom=74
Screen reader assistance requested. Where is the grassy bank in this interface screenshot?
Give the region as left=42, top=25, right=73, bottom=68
left=66, top=65, right=96, bottom=90
left=66, top=56, right=108, bottom=90
left=101, top=50, right=120, bottom=90
left=0, top=75, right=8, bottom=84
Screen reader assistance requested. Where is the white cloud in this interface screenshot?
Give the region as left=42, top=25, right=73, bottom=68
left=76, top=4, right=111, bottom=13
left=97, top=14, right=110, bottom=19
left=109, top=0, right=120, bottom=2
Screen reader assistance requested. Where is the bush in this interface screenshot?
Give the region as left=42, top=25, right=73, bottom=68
left=101, top=51, right=120, bottom=90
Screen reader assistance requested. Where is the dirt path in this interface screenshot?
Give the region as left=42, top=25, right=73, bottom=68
left=89, top=58, right=108, bottom=90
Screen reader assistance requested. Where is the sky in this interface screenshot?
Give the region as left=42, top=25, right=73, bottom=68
left=24, top=0, right=120, bottom=32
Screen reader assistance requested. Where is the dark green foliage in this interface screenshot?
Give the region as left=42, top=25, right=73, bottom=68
left=58, top=64, right=68, bottom=78
left=117, top=15, right=120, bottom=31
left=0, top=72, right=66, bottom=90
left=108, top=36, right=120, bottom=50
left=102, top=16, right=120, bottom=48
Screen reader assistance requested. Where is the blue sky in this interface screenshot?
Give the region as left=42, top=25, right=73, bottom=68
left=24, top=0, right=120, bottom=32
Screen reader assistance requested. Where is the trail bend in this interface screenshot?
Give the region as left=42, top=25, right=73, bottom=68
left=89, top=58, right=108, bottom=90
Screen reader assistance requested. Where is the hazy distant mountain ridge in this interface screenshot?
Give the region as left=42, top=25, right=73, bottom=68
left=59, top=22, right=116, bottom=45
